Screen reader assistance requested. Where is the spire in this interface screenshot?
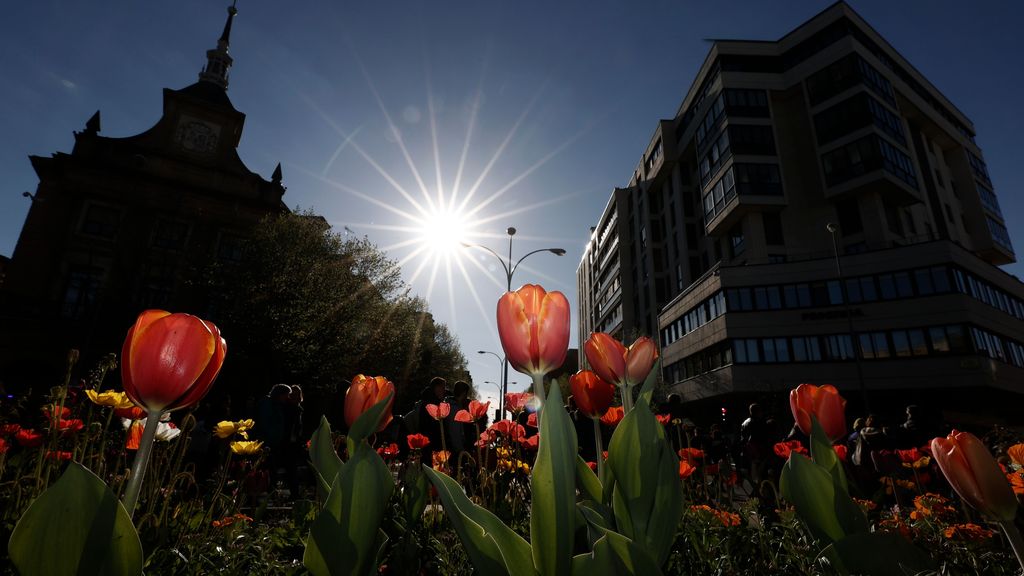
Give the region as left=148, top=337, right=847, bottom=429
left=198, top=2, right=238, bottom=90
left=271, top=163, right=283, bottom=184
left=84, top=111, right=101, bottom=135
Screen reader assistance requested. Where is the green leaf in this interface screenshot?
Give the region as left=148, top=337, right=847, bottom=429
left=530, top=384, right=579, bottom=576
left=303, top=442, right=394, bottom=576
left=606, top=395, right=682, bottom=566
left=808, top=416, right=848, bottom=494
left=570, top=527, right=663, bottom=576
left=825, top=533, right=935, bottom=575
left=423, top=465, right=536, bottom=576
left=576, top=455, right=602, bottom=504
left=779, top=453, right=848, bottom=543
left=346, top=392, right=394, bottom=455
left=634, top=359, right=661, bottom=408
left=309, top=416, right=344, bottom=499
left=8, top=462, right=143, bottom=576
left=400, top=463, right=430, bottom=525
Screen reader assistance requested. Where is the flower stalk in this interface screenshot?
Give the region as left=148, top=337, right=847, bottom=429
left=121, top=410, right=162, bottom=517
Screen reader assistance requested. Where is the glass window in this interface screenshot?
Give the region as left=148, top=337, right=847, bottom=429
left=930, top=327, right=950, bottom=353
left=797, top=284, right=812, bottom=307
left=947, top=325, right=968, bottom=353
left=763, top=338, right=777, bottom=362
left=909, top=329, right=928, bottom=356
left=892, top=330, right=911, bottom=357
left=774, top=338, right=790, bottom=362
left=81, top=204, right=121, bottom=239
left=914, top=269, right=934, bottom=296
left=746, top=339, right=760, bottom=363
left=153, top=220, right=189, bottom=251
left=827, top=280, right=844, bottom=305
left=739, top=288, right=753, bottom=310
left=792, top=337, right=808, bottom=362
left=767, top=286, right=782, bottom=309
left=784, top=285, right=800, bottom=308
left=727, top=289, right=741, bottom=311
left=859, top=333, right=875, bottom=359
left=846, top=278, right=862, bottom=303
left=873, top=333, right=890, bottom=358
left=734, top=340, right=748, bottom=364
left=808, top=337, right=822, bottom=361
left=859, top=277, right=878, bottom=302
left=894, top=272, right=913, bottom=298
left=879, top=274, right=897, bottom=299
left=755, top=287, right=769, bottom=310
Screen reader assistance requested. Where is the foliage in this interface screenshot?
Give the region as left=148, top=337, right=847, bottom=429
left=202, top=210, right=469, bottom=407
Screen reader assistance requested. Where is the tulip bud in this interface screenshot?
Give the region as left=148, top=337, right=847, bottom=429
left=931, top=430, right=1018, bottom=523
left=584, top=333, right=659, bottom=388
left=496, top=284, right=570, bottom=381
left=569, top=370, right=615, bottom=419
left=344, top=375, right=395, bottom=432
left=789, top=383, right=846, bottom=442
left=121, top=310, right=227, bottom=414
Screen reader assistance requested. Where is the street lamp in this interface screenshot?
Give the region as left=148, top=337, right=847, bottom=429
left=826, top=222, right=869, bottom=412
left=465, top=227, right=566, bottom=417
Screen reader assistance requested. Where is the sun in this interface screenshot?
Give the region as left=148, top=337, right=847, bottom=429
left=416, top=205, right=474, bottom=258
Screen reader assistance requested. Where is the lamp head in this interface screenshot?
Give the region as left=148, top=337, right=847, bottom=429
left=825, top=222, right=838, bottom=234
left=550, top=248, right=567, bottom=256
left=506, top=227, right=517, bottom=236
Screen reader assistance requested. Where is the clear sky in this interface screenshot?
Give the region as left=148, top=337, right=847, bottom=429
left=2, top=1, right=1022, bottom=408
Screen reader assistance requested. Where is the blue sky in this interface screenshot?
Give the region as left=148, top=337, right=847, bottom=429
left=2, top=1, right=1022, bottom=407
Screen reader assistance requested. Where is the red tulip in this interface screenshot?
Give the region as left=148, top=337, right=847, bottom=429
left=407, top=433, right=430, bottom=450
left=526, top=412, right=537, bottom=428
left=583, top=333, right=658, bottom=388
left=121, top=310, right=226, bottom=413
left=344, top=375, right=395, bottom=432
left=519, top=434, right=539, bottom=451
left=678, top=447, right=704, bottom=465
left=789, top=384, right=846, bottom=442
left=489, top=420, right=526, bottom=440
left=45, top=450, right=73, bottom=461
left=679, top=460, right=697, bottom=479
left=115, top=406, right=146, bottom=421
left=1, top=423, right=21, bottom=436
left=58, top=419, right=84, bottom=435
left=426, top=403, right=451, bottom=420
left=504, top=392, right=535, bottom=414
left=0, top=438, right=8, bottom=454
left=456, top=400, right=490, bottom=423
left=569, top=370, right=616, bottom=419
left=497, top=284, right=570, bottom=379
left=834, top=444, right=848, bottom=462
left=600, top=406, right=625, bottom=427
left=931, top=430, right=1018, bottom=522
left=15, top=428, right=43, bottom=448
left=774, top=440, right=808, bottom=459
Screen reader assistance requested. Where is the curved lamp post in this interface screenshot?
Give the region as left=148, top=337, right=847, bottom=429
left=465, top=227, right=566, bottom=416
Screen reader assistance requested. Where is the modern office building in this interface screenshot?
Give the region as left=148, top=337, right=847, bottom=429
left=577, top=2, right=1024, bottom=423
left=0, top=5, right=288, bottom=386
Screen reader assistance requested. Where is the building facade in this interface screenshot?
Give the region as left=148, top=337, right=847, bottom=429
left=577, top=2, right=1023, bottom=423
left=0, top=6, right=288, bottom=386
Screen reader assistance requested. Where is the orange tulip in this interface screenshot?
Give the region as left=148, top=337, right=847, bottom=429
left=600, top=406, right=625, bottom=427
left=344, top=375, right=395, bottom=432
left=583, top=333, right=659, bottom=388
left=497, top=284, right=570, bottom=379
left=121, top=310, right=226, bottom=413
left=455, top=400, right=490, bottom=423
left=569, top=370, right=616, bottom=419
left=789, top=383, right=846, bottom=442
left=931, top=430, right=1018, bottom=522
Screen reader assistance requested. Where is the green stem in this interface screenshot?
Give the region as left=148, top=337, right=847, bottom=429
left=593, top=417, right=605, bottom=482
left=621, top=384, right=634, bottom=414
left=1000, top=520, right=1024, bottom=574
left=532, top=373, right=546, bottom=407
left=121, top=411, right=162, bottom=517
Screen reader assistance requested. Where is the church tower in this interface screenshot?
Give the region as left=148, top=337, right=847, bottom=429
left=0, top=4, right=288, bottom=385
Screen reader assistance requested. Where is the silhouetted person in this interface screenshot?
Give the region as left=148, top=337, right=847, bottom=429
left=256, top=384, right=291, bottom=494
left=898, top=405, right=933, bottom=448
left=281, top=385, right=304, bottom=497
left=740, top=403, right=772, bottom=487
left=417, top=377, right=447, bottom=465
left=445, top=381, right=471, bottom=458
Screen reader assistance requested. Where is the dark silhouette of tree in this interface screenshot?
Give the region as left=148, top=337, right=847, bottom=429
left=200, top=211, right=468, bottom=422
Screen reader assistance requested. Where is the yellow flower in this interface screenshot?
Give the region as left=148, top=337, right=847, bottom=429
left=230, top=440, right=263, bottom=456
left=902, top=456, right=931, bottom=470
left=214, top=419, right=255, bottom=439
left=85, top=389, right=136, bottom=409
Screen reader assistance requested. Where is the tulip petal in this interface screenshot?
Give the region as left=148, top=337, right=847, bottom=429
left=127, top=314, right=215, bottom=411
left=537, top=290, right=570, bottom=374
left=584, top=333, right=627, bottom=387
left=497, top=291, right=533, bottom=374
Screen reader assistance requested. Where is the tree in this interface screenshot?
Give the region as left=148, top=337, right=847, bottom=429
left=200, top=211, right=469, bottom=423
